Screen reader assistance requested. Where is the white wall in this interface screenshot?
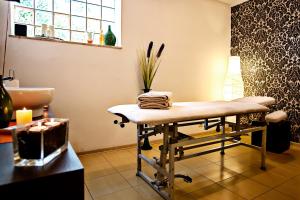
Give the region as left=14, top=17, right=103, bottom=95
left=1, top=0, right=231, bottom=152
left=0, top=1, right=8, bottom=71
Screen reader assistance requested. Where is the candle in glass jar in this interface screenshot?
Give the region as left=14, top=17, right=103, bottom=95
left=29, top=121, right=47, bottom=132
left=45, top=118, right=60, bottom=126
left=16, top=108, right=32, bottom=125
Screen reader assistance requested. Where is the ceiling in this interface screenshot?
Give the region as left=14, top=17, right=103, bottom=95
left=217, top=0, right=249, bottom=7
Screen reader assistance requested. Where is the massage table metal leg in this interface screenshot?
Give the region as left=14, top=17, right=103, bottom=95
left=157, top=124, right=169, bottom=182
left=137, top=125, right=143, bottom=174
left=220, top=117, right=226, bottom=155
left=261, top=126, right=267, bottom=170
left=168, top=143, right=175, bottom=200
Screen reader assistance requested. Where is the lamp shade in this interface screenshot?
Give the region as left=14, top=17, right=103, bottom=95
left=223, top=56, right=244, bottom=101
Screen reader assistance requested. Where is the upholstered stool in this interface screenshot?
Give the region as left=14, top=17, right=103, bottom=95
left=252, top=110, right=291, bottom=153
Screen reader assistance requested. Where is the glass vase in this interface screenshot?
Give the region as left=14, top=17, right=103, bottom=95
left=104, top=25, right=116, bottom=46
left=0, top=75, right=13, bottom=128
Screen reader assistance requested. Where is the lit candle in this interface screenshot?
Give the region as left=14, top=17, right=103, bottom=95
left=16, top=108, right=32, bottom=125
left=45, top=118, right=60, bottom=127
left=29, top=121, right=47, bottom=132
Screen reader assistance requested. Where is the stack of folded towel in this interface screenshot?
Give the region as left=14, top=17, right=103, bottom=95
left=137, top=91, right=173, bottom=109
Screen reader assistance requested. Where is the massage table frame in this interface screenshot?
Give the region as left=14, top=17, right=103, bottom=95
left=114, top=112, right=267, bottom=200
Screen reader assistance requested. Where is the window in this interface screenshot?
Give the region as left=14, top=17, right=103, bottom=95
left=10, top=0, right=121, bottom=46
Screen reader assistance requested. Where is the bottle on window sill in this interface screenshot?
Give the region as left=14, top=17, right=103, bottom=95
left=99, top=30, right=105, bottom=45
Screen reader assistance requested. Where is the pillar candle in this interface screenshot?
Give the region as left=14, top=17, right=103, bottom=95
left=16, top=108, right=32, bottom=125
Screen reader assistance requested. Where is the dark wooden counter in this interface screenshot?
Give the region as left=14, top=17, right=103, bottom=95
left=0, top=142, right=84, bottom=200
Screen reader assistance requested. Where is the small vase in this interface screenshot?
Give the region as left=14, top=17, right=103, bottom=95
left=0, top=75, right=13, bottom=128
left=142, top=88, right=151, bottom=93
left=104, top=25, right=116, bottom=46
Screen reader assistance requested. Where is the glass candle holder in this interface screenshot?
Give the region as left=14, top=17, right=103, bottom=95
left=11, top=118, right=69, bottom=166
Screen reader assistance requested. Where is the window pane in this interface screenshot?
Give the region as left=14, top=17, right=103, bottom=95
left=54, top=0, right=70, bottom=14
left=87, top=0, right=101, bottom=5
left=54, top=13, right=70, bottom=29
left=102, top=21, right=114, bottom=33
left=26, top=25, right=34, bottom=36
left=35, top=0, right=53, bottom=11
left=87, top=19, right=100, bottom=33
left=71, top=1, right=86, bottom=17
left=35, top=11, right=53, bottom=25
left=14, top=6, right=34, bottom=24
left=35, top=26, right=42, bottom=36
left=71, top=16, right=86, bottom=31
left=87, top=4, right=101, bottom=19
left=55, top=29, right=70, bottom=41
left=94, top=33, right=100, bottom=44
left=102, top=7, right=114, bottom=21
left=19, top=0, right=33, bottom=8
left=71, top=31, right=86, bottom=43
left=102, top=0, right=114, bottom=8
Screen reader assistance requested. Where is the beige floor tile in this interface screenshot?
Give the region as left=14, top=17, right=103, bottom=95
left=218, top=175, right=270, bottom=200
left=86, top=173, right=131, bottom=198
left=215, top=158, right=254, bottom=174
left=201, top=151, right=233, bottom=163
left=225, top=145, right=258, bottom=157
left=85, top=184, right=93, bottom=200
left=94, top=187, right=146, bottom=200
left=194, top=163, right=238, bottom=182
left=191, top=183, right=245, bottom=200
left=175, top=170, right=215, bottom=193
left=84, top=160, right=118, bottom=181
left=105, top=157, right=137, bottom=172
left=178, top=156, right=212, bottom=170
left=267, top=163, right=300, bottom=179
left=275, top=175, right=300, bottom=199
left=254, top=190, right=294, bottom=200
left=133, top=182, right=163, bottom=200
left=80, top=152, right=107, bottom=165
left=242, top=168, right=289, bottom=188
left=120, top=169, right=145, bottom=187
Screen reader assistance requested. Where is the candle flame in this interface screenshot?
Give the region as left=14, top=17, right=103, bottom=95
left=50, top=118, right=55, bottom=123
left=23, top=107, right=27, bottom=110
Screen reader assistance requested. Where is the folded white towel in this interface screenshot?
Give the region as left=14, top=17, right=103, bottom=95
left=137, top=91, right=173, bottom=109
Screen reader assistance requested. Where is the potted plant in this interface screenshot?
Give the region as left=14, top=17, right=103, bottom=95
left=138, top=41, right=165, bottom=92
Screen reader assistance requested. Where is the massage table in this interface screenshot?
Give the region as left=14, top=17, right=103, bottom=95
left=108, top=101, right=269, bottom=200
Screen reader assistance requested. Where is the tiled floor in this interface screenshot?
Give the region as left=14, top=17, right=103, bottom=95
left=80, top=136, right=300, bottom=200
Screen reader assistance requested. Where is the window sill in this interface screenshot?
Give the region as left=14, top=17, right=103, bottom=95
left=9, top=35, right=122, bottom=49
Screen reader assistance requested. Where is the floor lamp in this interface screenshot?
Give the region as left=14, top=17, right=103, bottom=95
left=223, top=56, right=244, bottom=101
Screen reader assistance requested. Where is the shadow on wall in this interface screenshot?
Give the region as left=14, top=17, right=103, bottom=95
left=231, top=0, right=300, bottom=142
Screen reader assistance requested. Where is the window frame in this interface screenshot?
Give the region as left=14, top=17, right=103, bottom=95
left=10, top=0, right=122, bottom=46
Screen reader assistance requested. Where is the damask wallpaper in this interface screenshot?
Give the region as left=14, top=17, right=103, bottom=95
left=231, top=0, right=300, bottom=141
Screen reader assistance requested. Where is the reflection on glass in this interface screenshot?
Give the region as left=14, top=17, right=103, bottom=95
left=71, top=1, right=86, bottom=17
left=55, top=29, right=70, bottom=41
left=87, top=0, right=101, bottom=5
left=35, top=10, right=52, bottom=25
left=71, top=31, right=85, bottom=43
left=71, top=16, right=86, bottom=31
left=87, top=4, right=101, bottom=19
left=87, top=19, right=100, bottom=33
left=14, top=6, right=34, bottom=24
left=35, top=0, right=53, bottom=11
left=54, top=13, right=70, bottom=29
left=27, top=25, right=34, bottom=36
left=35, top=26, right=42, bottom=36
left=20, top=0, right=34, bottom=8
left=102, top=0, right=114, bottom=8
left=54, top=0, right=70, bottom=14
left=102, top=7, right=114, bottom=21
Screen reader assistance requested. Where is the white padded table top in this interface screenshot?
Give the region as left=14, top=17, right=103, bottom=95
left=232, top=96, right=276, bottom=106
left=108, top=101, right=269, bottom=125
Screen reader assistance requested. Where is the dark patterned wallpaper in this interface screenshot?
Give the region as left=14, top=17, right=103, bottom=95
left=231, top=0, right=300, bottom=141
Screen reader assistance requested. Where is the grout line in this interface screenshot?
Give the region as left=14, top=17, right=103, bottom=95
left=84, top=183, right=95, bottom=200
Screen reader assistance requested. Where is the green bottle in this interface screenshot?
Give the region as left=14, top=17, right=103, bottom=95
left=0, top=75, right=13, bottom=128
left=104, top=25, right=116, bottom=46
